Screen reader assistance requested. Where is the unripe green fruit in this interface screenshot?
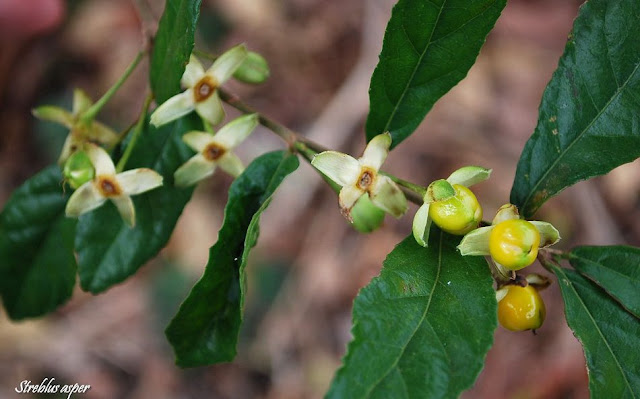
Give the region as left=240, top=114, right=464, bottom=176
left=428, top=184, right=482, bottom=235
left=489, top=219, right=540, bottom=270
left=351, top=195, right=385, bottom=233
left=63, top=150, right=95, bottom=189
left=233, top=51, right=270, bottom=84
left=498, top=285, right=546, bottom=331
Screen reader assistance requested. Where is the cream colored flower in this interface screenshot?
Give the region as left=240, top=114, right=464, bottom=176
left=174, top=113, right=258, bottom=187
left=65, top=144, right=163, bottom=227
left=32, top=89, right=119, bottom=164
left=311, top=133, right=407, bottom=220
left=150, top=45, right=248, bottom=127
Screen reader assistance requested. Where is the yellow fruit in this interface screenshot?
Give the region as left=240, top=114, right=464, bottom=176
left=498, top=285, right=546, bottom=331
left=429, top=184, right=482, bottom=235
left=489, top=219, right=540, bottom=270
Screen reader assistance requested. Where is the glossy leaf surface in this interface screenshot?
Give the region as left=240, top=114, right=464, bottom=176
left=366, top=0, right=506, bottom=148
left=75, top=117, right=197, bottom=293
left=511, top=0, right=640, bottom=217
left=552, top=266, right=640, bottom=398
left=568, top=245, right=640, bottom=318
left=150, top=0, right=201, bottom=103
left=166, top=151, right=299, bottom=367
left=327, top=232, right=496, bottom=398
left=0, top=166, right=77, bottom=319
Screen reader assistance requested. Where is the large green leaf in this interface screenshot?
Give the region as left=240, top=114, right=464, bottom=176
left=365, top=0, right=506, bottom=148
left=552, top=266, right=640, bottom=398
left=568, top=246, right=640, bottom=318
left=0, top=166, right=77, bottom=319
left=327, top=232, right=496, bottom=399
left=75, top=117, right=197, bottom=293
left=511, top=0, right=640, bottom=217
left=150, top=0, right=201, bottom=103
left=165, top=151, right=299, bottom=367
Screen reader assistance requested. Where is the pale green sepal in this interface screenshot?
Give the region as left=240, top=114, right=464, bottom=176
left=174, top=154, right=215, bottom=187
left=233, top=51, right=270, bottom=84
left=32, top=106, right=74, bottom=127
left=446, top=166, right=492, bottom=187
left=530, top=221, right=561, bottom=247
left=425, top=179, right=455, bottom=203
left=350, top=195, right=385, bottom=233
left=492, top=203, right=520, bottom=225
left=311, top=151, right=360, bottom=187
left=412, top=202, right=431, bottom=247
left=208, top=44, right=249, bottom=84
left=360, top=132, right=391, bottom=170
left=214, top=113, right=259, bottom=149
left=72, top=88, right=93, bottom=115
left=457, top=226, right=493, bottom=256
left=495, top=287, right=509, bottom=302
left=370, top=175, right=407, bottom=218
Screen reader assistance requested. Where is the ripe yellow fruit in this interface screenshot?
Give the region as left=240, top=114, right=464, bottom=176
left=498, top=285, right=546, bottom=331
left=429, top=184, right=482, bottom=235
left=489, top=219, right=540, bottom=270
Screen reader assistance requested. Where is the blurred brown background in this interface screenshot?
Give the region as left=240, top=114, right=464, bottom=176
left=1, top=0, right=639, bottom=398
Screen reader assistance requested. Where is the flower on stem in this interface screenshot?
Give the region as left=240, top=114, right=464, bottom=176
left=311, top=133, right=408, bottom=221
left=458, top=203, right=561, bottom=272
left=173, top=113, right=259, bottom=187
left=32, top=89, right=120, bottom=164
left=150, top=45, right=249, bottom=127
left=65, top=143, right=163, bottom=227
left=412, top=166, right=490, bottom=247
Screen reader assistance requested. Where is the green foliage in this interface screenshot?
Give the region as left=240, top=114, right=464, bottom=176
left=552, top=266, right=640, bottom=398
left=511, top=0, right=640, bottom=217
left=327, top=232, right=496, bottom=399
left=568, top=246, right=640, bottom=318
left=150, top=0, right=202, bottom=103
left=75, top=117, right=197, bottom=293
left=0, top=166, right=77, bottom=319
left=166, top=151, right=299, bottom=367
left=365, top=0, right=506, bottom=148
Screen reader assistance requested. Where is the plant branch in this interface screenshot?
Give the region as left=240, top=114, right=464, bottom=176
left=218, top=87, right=427, bottom=205
left=80, top=51, right=145, bottom=124
left=116, top=93, right=153, bottom=172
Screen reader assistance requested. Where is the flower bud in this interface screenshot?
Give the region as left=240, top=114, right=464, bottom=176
left=63, top=150, right=95, bottom=189
left=233, top=51, right=270, bottom=84
left=350, top=194, right=385, bottom=233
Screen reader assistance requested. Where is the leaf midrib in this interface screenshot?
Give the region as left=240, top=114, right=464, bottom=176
left=381, top=0, right=447, bottom=134
left=364, top=232, right=444, bottom=398
left=554, top=266, right=636, bottom=398
left=520, top=49, right=640, bottom=215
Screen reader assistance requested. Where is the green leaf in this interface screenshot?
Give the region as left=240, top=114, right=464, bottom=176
left=568, top=246, right=640, bottom=318
left=165, top=151, right=299, bottom=367
left=365, top=0, right=506, bottom=148
left=327, top=231, right=496, bottom=398
left=0, top=166, right=77, bottom=319
left=75, top=117, right=198, bottom=293
left=150, top=0, right=202, bottom=103
left=511, top=0, right=640, bottom=217
left=552, top=266, right=640, bottom=398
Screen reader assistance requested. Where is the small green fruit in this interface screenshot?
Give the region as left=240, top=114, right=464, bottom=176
left=351, top=195, right=385, bottom=233
left=63, top=150, right=95, bottom=189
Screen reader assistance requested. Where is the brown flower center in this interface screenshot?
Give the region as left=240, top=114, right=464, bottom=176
left=203, top=143, right=226, bottom=161
left=193, top=76, right=218, bottom=102
left=97, top=176, right=122, bottom=197
left=357, top=168, right=375, bottom=190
